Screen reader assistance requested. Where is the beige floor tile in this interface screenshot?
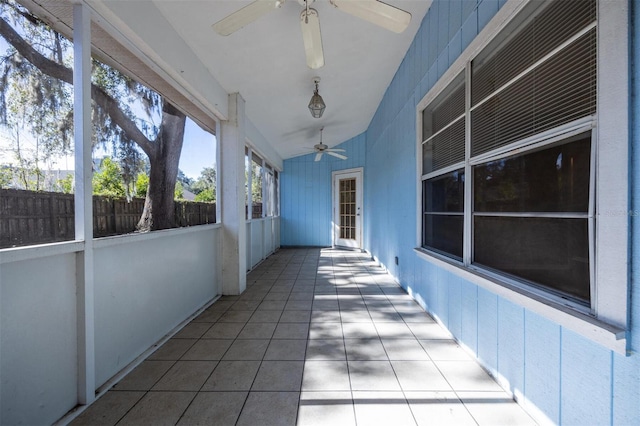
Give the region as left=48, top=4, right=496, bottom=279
left=177, top=391, right=248, bottom=426
left=249, top=310, right=283, bottom=322
left=202, top=322, right=245, bottom=339
left=151, top=360, right=217, bottom=391
left=302, top=361, right=351, bottom=391
left=147, top=339, right=196, bottom=361
left=173, top=322, right=213, bottom=339
left=399, top=311, right=436, bottom=323
left=181, top=339, right=233, bottom=361
left=218, top=310, right=253, bottom=323
left=229, top=300, right=262, bottom=311
left=236, top=392, right=300, bottom=426
left=407, top=322, right=452, bottom=340
left=342, top=322, right=378, bottom=339
left=352, top=391, right=416, bottom=426
left=192, top=309, right=224, bottom=323
left=112, top=361, right=174, bottom=391
left=374, top=322, right=415, bottom=339
left=263, top=292, right=290, bottom=301
left=344, top=338, right=388, bottom=360
left=258, top=300, right=288, bottom=311
left=222, top=339, right=270, bottom=360
left=201, top=360, right=261, bottom=391
left=252, top=361, right=304, bottom=391
left=298, top=391, right=356, bottom=426
left=209, top=300, right=236, bottom=311
left=380, top=339, right=430, bottom=361
left=312, top=300, right=340, bottom=310
left=348, top=361, right=401, bottom=391
left=117, top=391, right=196, bottom=426
left=279, top=310, right=312, bottom=323
left=457, top=392, right=537, bottom=426
left=368, top=310, right=404, bottom=322
left=305, top=339, right=346, bottom=360
left=70, top=391, right=145, bottom=426
left=273, top=322, right=310, bottom=339
left=285, top=300, right=313, bottom=310
left=391, top=360, right=452, bottom=391
left=435, top=361, right=504, bottom=392
left=264, top=339, right=308, bottom=360
left=237, top=322, right=277, bottom=339
left=405, top=391, right=476, bottom=426
left=420, top=340, right=473, bottom=361
left=340, top=310, right=373, bottom=323
left=290, top=289, right=315, bottom=297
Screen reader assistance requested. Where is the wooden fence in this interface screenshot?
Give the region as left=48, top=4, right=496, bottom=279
left=0, top=189, right=216, bottom=248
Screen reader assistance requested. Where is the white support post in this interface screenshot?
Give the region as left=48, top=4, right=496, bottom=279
left=73, top=3, right=95, bottom=406
left=220, top=94, right=247, bottom=295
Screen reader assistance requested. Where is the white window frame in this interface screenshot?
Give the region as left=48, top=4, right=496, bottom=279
left=414, top=0, right=628, bottom=354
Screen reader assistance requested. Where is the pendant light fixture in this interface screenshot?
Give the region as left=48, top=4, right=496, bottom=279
left=308, top=76, right=326, bottom=118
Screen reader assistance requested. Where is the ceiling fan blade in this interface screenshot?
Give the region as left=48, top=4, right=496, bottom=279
left=300, top=8, right=325, bottom=69
left=315, top=152, right=323, bottom=162
left=213, top=0, right=284, bottom=36
left=327, top=148, right=346, bottom=152
left=327, top=151, right=348, bottom=160
left=330, top=0, right=411, bottom=33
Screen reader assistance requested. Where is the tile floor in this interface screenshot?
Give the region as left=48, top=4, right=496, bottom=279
left=71, top=248, right=537, bottom=426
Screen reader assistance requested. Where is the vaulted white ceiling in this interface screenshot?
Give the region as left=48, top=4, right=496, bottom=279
left=96, top=0, right=431, bottom=161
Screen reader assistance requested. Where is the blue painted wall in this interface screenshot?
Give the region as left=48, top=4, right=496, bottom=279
left=280, top=0, right=640, bottom=423
left=281, top=133, right=365, bottom=246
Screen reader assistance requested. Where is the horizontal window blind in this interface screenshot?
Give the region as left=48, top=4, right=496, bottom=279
left=422, top=118, right=465, bottom=174
left=471, top=28, right=596, bottom=157
left=471, top=0, right=596, bottom=106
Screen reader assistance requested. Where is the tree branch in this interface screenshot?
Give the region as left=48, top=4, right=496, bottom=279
left=0, top=14, right=155, bottom=157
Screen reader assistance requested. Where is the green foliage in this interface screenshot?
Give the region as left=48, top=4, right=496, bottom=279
left=192, top=166, right=216, bottom=202
left=135, top=172, right=149, bottom=198
left=194, top=188, right=214, bottom=203
left=174, top=181, right=184, bottom=200
left=92, top=157, right=126, bottom=197
left=0, top=165, right=12, bottom=188
left=55, top=173, right=73, bottom=193
left=251, top=162, right=262, bottom=203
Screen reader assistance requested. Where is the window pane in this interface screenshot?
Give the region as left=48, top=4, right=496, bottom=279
left=472, top=0, right=596, bottom=106
left=471, top=28, right=596, bottom=157
left=474, top=216, right=590, bottom=303
left=422, top=118, right=465, bottom=174
left=474, top=135, right=591, bottom=213
left=422, top=214, right=463, bottom=260
left=423, top=170, right=464, bottom=213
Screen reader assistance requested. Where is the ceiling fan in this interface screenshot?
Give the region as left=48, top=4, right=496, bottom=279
left=212, top=0, right=412, bottom=69
left=312, top=127, right=347, bottom=161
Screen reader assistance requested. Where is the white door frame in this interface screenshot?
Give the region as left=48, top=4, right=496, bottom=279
left=332, top=167, right=363, bottom=249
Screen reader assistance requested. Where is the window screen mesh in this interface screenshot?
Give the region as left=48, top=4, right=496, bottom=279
left=471, top=28, right=596, bottom=157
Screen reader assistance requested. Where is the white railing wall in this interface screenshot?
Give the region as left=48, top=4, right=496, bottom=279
left=0, top=225, right=222, bottom=425
left=246, top=216, right=280, bottom=270
left=0, top=246, right=80, bottom=426
left=93, top=225, right=221, bottom=387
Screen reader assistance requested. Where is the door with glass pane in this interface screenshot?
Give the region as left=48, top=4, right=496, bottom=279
left=333, top=168, right=363, bottom=249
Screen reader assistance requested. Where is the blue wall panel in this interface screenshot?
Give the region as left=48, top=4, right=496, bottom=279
left=280, top=133, right=365, bottom=247
left=279, top=0, right=640, bottom=423
left=524, top=312, right=561, bottom=424
left=477, top=288, right=498, bottom=375
left=497, top=299, right=525, bottom=395
left=560, top=331, right=612, bottom=425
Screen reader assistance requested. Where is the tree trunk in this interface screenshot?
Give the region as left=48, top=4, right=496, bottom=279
left=137, top=103, right=186, bottom=232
